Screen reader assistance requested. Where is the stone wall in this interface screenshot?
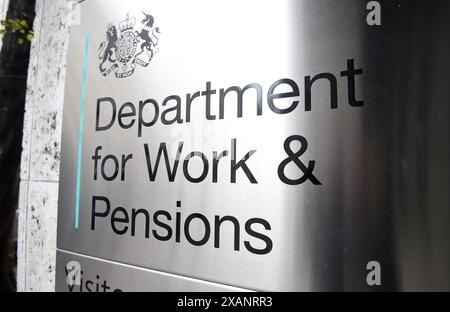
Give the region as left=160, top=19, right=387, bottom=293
left=17, top=0, right=72, bottom=292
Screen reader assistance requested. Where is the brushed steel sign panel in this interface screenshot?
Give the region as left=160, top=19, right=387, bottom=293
left=57, top=0, right=449, bottom=291
left=56, top=250, right=247, bottom=292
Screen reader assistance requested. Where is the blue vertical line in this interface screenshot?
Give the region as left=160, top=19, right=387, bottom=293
left=75, top=30, right=90, bottom=229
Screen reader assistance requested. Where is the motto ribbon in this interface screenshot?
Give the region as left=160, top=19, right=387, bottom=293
left=102, top=54, right=153, bottom=78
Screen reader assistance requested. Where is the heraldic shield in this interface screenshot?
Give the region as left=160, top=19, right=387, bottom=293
left=98, top=12, right=161, bottom=78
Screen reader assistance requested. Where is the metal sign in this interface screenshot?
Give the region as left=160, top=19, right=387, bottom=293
left=57, top=0, right=450, bottom=291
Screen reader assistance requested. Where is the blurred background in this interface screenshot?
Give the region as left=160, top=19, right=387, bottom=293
left=0, top=0, right=35, bottom=292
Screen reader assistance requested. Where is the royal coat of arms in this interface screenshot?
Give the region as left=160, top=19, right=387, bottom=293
left=98, top=12, right=161, bottom=78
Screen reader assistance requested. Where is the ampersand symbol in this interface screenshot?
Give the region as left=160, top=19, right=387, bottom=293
left=278, top=135, right=322, bottom=185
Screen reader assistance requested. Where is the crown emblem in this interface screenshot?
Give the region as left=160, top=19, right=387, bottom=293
left=119, top=14, right=136, bottom=33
